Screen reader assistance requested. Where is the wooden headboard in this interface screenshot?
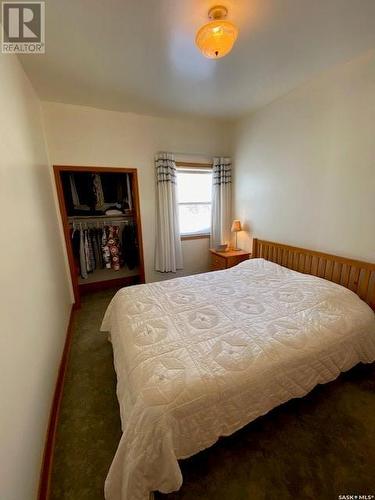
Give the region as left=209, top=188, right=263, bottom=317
left=252, top=239, right=375, bottom=310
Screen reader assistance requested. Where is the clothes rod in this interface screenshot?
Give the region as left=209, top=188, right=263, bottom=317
left=68, top=214, right=133, bottom=220
left=69, top=219, right=132, bottom=224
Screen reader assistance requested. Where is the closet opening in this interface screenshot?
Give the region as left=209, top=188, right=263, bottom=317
left=54, top=166, right=145, bottom=307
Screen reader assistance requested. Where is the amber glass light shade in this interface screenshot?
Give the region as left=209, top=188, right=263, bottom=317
left=231, top=220, right=242, bottom=232
left=196, top=20, right=238, bottom=59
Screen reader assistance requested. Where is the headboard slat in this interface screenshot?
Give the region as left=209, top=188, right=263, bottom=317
left=358, top=269, right=371, bottom=301
left=332, top=262, right=342, bottom=284
left=252, top=239, right=375, bottom=311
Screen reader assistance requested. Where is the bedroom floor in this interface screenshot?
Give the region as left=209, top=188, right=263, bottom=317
left=50, top=288, right=375, bottom=500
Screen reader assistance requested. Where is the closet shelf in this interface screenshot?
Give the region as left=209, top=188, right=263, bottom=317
left=68, top=213, right=134, bottom=221
left=77, top=266, right=140, bottom=285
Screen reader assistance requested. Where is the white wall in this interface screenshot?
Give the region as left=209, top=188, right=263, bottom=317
left=233, top=50, right=375, bottom=262
left=0, top=56, right=72, bottom=499
left=42, top=102, right=230, bottom=283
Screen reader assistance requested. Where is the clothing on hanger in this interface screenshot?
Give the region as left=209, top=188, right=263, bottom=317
left=71, top=227, right=81, bottom=278
left=102, top=226, right=111, bottom=269
left=79, top=228, right=88, bottom=279
left=122, top=221, right=138, bottom=270
left=107, top=225, right=121, bottom=271
left=84, top=230, right=93, bottom=273
left=91, top=228, right=103, bottom=269
left=71, top=220, right=140, bottom=278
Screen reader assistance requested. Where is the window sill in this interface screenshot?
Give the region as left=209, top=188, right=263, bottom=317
left=181, top=233, right=210, bottom=241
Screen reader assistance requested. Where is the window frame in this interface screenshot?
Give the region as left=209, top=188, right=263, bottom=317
left=175, top=162, right=213, bottom=240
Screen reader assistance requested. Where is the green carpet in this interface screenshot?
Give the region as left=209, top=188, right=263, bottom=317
left=50, top=289, right=375, bottom=500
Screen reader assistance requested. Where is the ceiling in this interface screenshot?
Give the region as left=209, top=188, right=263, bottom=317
left=18, top=0, right=375, bottom=119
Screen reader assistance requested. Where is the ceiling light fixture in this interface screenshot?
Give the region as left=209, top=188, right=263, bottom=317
left=195, top=5, right=238, bottom=59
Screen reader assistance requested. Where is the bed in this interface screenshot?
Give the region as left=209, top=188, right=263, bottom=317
left=101, top=239, right=375, bottom=500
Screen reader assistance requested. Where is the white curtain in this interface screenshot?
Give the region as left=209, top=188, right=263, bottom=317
left=210, top=157, right=232, bottom=248
left=155, top=153, right=183, bottom=272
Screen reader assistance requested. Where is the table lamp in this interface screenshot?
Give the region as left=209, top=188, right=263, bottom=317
left=231, top=220, right=242, bottom=250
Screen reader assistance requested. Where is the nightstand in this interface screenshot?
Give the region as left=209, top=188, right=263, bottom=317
left=209, top=248, right=251, bottom=271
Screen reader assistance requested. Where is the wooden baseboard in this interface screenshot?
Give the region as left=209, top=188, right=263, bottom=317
left=38, top=305, right=75, bottom=500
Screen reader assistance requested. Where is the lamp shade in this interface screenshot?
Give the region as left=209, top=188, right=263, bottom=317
left=195, top=20, right=238, bottom=59
left=231, top=220, right=242, bottom=232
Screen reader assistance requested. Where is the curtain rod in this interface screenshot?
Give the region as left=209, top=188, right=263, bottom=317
left=157, top=152, right=231, bottom=158
left=175, top=162, right=212, bottom=170
left=170, top=152, right=231, bottom=156
left=165, top=151, right=212, bottom=157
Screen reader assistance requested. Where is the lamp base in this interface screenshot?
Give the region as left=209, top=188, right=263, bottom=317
left=232, top=232, right=240, bottom=252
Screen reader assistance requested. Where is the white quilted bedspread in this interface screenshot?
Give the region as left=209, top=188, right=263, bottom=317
left=101, top=258, right=375, bottom=500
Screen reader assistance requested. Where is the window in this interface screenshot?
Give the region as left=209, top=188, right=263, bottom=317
left=176, top=167, right=213, bottom=237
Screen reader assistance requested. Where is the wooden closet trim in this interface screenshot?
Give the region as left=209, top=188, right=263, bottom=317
left=53, top=165, right=145, bottom=306
left=54, top=165, right=139, bottom=173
